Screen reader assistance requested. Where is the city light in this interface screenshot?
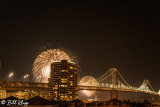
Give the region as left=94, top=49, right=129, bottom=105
left=8, top=72, right=14, bottom=81
left=24, top=74, right=29, bottom=82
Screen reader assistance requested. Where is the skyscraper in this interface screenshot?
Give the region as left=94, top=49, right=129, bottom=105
left=48, top=60, right=78, bottom=101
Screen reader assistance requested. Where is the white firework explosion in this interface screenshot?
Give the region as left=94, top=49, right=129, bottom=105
left=33, top=49, right=73, bottom=83
left=79, top=76, right=98, bottom=97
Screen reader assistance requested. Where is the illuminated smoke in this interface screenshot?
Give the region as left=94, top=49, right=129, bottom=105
left=79, top=76, right=98, bottom=97
left=33, top=49, right=73, bottom=83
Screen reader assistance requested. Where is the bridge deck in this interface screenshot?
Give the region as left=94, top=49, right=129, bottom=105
left=78, top=85, right=159, bottom=96
left=0, top=81, right=159, bottom=96
left=0, top=81, right=48, bottom=90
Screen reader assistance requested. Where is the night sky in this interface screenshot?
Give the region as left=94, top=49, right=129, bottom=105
left=0, top=1, right=160, bottom=91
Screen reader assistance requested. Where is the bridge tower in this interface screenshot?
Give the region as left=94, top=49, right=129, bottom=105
left=109, top=67, right=118, bottom=99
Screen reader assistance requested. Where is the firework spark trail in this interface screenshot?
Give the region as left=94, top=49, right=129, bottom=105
left=33, top=49, right=73, bottom=83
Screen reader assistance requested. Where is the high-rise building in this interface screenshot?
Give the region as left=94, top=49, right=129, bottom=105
left=48, top=60, right=78, bottom=101
left=0, top=90, right=6, bottom=99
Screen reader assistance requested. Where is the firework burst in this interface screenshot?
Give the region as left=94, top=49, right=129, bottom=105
left=33, top=49, right=74, bottom=83
left=78, top=76, right=98, bottom=97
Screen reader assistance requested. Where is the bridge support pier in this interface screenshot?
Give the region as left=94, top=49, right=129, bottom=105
left=109, top=68, right=118, bottom=100
left=153, top=95, right=160, bottom=102
left=111, top=90, right=118, bottom=99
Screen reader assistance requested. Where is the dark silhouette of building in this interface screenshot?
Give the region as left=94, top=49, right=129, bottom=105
left=26, top=96, right=51, bottom=105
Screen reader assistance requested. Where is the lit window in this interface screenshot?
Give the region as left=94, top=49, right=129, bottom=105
left=61, top=78, right=67, bottom=81
left=61, top=80, right=68, bottom=83
left=70, top=66, right=73, bottom=69
left=61, top=85, right=67, bottom=87
left=61, top=70, right=68, bottom=72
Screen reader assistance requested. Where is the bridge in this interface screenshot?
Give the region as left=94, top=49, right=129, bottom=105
left=0, top=68, right=160, bottom=99
left=78, top=68, right=160, bottom=98
left=0, top=81, right=48, bottom=90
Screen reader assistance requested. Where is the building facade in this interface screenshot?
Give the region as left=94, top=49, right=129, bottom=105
left=48, top=60, right=78, bottom=101
left=0, top=90, right=6, bottom=99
